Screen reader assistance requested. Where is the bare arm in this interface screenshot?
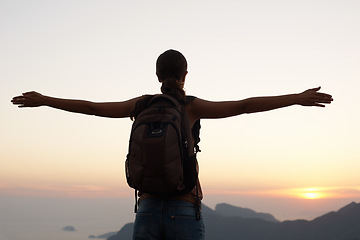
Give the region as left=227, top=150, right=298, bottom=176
left=11, top=91, right=140, bottom=118
left=187, top=87, right=333, bottom=121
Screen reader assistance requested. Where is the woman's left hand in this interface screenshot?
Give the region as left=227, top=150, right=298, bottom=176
left=11, top=91, right=46, bottom=108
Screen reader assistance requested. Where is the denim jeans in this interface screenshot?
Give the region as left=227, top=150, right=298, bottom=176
left=132, top=198, right=205, bottom=240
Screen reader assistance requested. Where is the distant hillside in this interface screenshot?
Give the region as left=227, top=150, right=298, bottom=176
left=215, top=203, right=279, bottom=222
left=105, top=202, right=360, bottom=240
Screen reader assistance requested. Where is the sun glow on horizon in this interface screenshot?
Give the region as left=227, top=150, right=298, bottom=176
left=302, top=192, right=323, bottom=199
left=291, top=188, right=331, bottom=200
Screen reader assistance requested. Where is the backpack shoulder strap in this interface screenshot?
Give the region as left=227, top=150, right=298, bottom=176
left=185, top=96, right=201, bottom=153
left=185, top=95, right=196, bottom=102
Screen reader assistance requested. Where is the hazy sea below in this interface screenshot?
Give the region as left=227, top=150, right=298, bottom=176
left=0, top=196, right=135, bottom=240
left=1, top=194, right=351, bottom=240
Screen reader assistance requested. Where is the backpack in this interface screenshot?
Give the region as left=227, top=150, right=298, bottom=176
left=125, top=94, right=199, bottom=199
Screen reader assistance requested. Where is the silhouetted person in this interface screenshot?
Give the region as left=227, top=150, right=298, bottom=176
left=12, top=49, right=333, bottom=240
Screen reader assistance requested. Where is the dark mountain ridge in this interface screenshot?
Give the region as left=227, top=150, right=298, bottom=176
left=215, top=203, right=279, bottom=222
left=104, top=202, right=360, bottom=240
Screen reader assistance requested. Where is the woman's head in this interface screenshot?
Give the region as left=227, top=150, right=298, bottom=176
left=156, top=49, right=187, bottom=82
left=156, top=49, right=187, bottom=103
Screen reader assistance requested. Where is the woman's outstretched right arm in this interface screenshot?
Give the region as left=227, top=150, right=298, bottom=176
left=186, top=87, right=333, bottom=123
left=11, top=91, right=140, bottom=118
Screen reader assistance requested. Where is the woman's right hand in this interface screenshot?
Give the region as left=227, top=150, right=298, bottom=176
left=296, top=87, right=333, bottom=107
left=11, top=91, right=46, bottom=108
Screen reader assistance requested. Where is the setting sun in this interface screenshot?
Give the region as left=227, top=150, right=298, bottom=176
left=302, top=192, right=322, bottom=199
left=283, top=188, right=333, bottom=200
